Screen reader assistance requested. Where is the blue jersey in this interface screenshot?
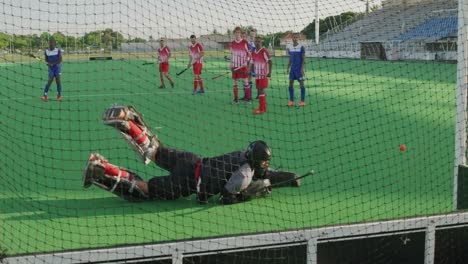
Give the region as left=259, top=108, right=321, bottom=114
left=248, top=40, right=255, bottom=52
left=45, top=48, right=62, bottom=67
left=287, top=44, right=305, bottom=72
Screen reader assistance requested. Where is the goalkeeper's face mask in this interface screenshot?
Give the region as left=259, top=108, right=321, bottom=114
left=253, top=159, right=270, bottom=177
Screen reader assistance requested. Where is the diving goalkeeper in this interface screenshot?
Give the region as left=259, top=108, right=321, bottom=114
left=83, top=105, right=301, bottom=204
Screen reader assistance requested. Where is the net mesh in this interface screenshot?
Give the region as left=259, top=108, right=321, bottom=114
left=0, top=0, right=464, bottom=263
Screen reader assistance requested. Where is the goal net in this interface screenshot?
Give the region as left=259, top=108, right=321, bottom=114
left=1, top=0, right=466, bottom=263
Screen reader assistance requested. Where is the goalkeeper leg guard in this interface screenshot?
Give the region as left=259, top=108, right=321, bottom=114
left=82, top=153, right=149, bottom=201
left=102, top=105, right=160, bottom=165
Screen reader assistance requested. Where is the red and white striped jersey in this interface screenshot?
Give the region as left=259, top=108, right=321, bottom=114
left=189, top=42, right=204, bottom=64
left=230, top=39, right=250, bottom=68
left=251, top=47, right=271, bottom=79
left=158, top=46, right=170, bottom=63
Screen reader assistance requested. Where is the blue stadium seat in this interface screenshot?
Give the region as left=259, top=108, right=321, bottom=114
left=396, top=16, right=457, bottom=41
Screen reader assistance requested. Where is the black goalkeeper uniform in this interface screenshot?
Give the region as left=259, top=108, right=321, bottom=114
left=147, top=146, right=251, bottom=202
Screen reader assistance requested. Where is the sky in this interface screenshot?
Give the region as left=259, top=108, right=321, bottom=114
left=0, top=0, right=381, bottom=38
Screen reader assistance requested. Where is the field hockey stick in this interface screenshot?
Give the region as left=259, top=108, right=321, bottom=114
left=223, top=55, right=230, bottom=61
left=269, top=169, right=315, bottom=188
left=211, top=71, right=230, bottom=80
left=211, top=66, right=245, bottom=80
left=176, top=67, right=189, bottom=77
left=27, top=53, right=51, bottom=65
left=28, top=53, right=43, bottom=61
left=142, top=61, right=155, bottom=65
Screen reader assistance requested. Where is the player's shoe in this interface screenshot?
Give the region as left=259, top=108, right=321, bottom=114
left=41, top=95, right=48, bottom=102
left=241, top=98, right=252, bottom=104
left=170, top=82, right=174, bottom=88
left=158, top=85, right=165, bottom=89
left=57, top=95, right=62, bottom=101
left=287, top=101, right=295, bottom=107
left=192, top=90, right=198, bottom=95
left=197, top=90, right=205, bottom=94
left=102, top=105, right=160, bottom=165
left=298, top=101, right=305, bottom=107
left=83, top=153, right=107, bottom=188
left=253, top=108, right=266, bottom=114
left=231, top=99, right=239, bottom=105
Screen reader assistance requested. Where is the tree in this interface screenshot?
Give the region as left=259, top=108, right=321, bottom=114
left=262, top=31, right=291, bottom=48
left=0, top=33, right=10, bottom=49
left=301, top=11, right=363, bottom=39
left=52, top=32, right=66, bottom=46
left=129, top=37, right=146, bottom=43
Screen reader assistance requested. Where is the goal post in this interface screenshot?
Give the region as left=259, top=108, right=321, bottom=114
left=2, top=0, right=468, bottom=263
left=455, top=0, right=468, bottom=210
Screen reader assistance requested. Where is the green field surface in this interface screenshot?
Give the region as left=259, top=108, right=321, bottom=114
left=0, top=57, right=457, bottom=256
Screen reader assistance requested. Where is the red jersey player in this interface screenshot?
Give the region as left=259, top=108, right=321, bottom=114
left=230, top=27, right=251, bottom=104
left=158, top=38, right=174, bottom=89
left=187, top=35, right=205, bottom=94
left=251, top=36, right=272, bottom=114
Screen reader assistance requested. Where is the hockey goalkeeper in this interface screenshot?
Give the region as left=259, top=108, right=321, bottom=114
left=83, top=105, right=301, bottom=204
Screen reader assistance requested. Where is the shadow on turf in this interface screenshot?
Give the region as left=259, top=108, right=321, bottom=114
left=0, top=195, right=213, bottom=221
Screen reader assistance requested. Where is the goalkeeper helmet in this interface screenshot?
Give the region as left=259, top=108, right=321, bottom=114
left=245, top=140, right=272, bottom=171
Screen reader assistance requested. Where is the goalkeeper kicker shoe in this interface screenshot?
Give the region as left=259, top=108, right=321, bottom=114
left=102, top=105, right=160, bottom=165
left=82, top=153, right=149, bottom=201
left=83, top=153, right=107, bottom=188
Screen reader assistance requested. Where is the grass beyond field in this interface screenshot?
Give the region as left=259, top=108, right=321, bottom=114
left=0, top=56, right=457, bottom=255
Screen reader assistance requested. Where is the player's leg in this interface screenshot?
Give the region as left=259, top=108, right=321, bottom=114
left=242, top=77, right=251, bottom=103
left=82, top=153, right=150, bottom=201
left=191, top=63, right=200, bottom=94
left=159, top=71, right=165, bottom=89
left=254, top=77, right=268, bottom=114
left=164, top=72, right=174, bottom=88
left=288, top=78, right=295, bottom=106
left=42, top=73, right=54, bottom=101
left=55, top=74, right=62, bottom=101
left=248, top=71, right=255, bottom=100
left=299, top=79, right=306, bottom=106
left=102, top=105, right=161, bottom=165
left=195, top=75, right=204, bottom=93
left=253, top=88, right=267, bottom=114
left=196, top=64, right=204, bottom=92
left=232, top=77, right=239, bottom=104
left=147, top=152, right=200, bottom=200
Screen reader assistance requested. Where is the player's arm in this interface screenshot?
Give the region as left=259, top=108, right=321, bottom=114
left=260, top=169, right=301, bottom=187
left=199, top=45, right=204, bottom=61
left=54, top=54, right=63, bottom=66
left=267, top=59, right=273, bottom=78
left=187, top=52, right=192, bottom=68
left=44, top=51, right=50, bottom=65
left=301, top=46, right=306, bottom=74
left=167, top=48, right=171, bottom=61
left=221, top=164, right=271, bottom=204
left=221, top=179, right=272, bottom=204
left=245, top=42, right=252, bottom=67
